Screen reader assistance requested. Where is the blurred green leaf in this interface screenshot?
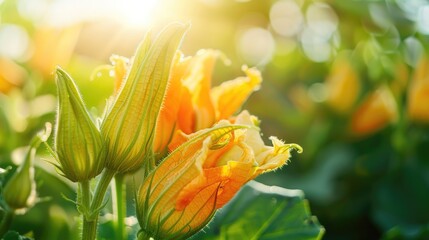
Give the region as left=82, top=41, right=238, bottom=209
left=3, top=231, right=32, bottom=240
left=193, top=181, right=324, bottom=240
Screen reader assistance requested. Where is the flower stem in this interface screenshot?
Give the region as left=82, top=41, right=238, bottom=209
left=80, top=181, right=94, bottom=240
left=0, top=210, right=15, bottom=237
left=112, top=173, right=126, bottom=240
left=82, top=217, right=97, bottom=240
left=81, top=168, right=116, bottom=240
left=90, top=168, right=116, bottom=213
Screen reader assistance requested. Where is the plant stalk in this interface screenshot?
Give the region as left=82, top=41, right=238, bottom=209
left=112, top=173, right=127, bottom=240
left=81, top=168, right=116, bottom=240
left=0, top=210, right=15, bottom=237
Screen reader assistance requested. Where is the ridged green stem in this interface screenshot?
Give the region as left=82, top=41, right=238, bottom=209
left=81, top=169, right=116, bottom=240
left=112, top=173, right=126, bottom=240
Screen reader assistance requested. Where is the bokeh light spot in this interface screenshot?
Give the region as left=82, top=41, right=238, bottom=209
left=417, top=5, right=429, bottom=34
left=237, top=27, right=275, bottom=66
left=0, top=24, right=30, bottom=61
left=270, top=0, right=303, bottom=37
left=300, top=27, right=331, bottom=62
left=306, top=2, right=338, bottom=40
left=403, top=37, right=423, bottom=67
left=17, top=0, right=49, bottom=23
left=308, top=82, right=327, bottom=103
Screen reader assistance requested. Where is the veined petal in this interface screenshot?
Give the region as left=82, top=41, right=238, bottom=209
left=101, top=23, right=188, bottom=173
left=154, top=51, right=190, bottom=153
left=211, top=66, right=262, bottom=120
left=137, top=124, right=248, bottom=239
left=181, top=49, right=217, bottom=131
left=137, top=110, right=302, bottom=239
left=176, top=87, right=195, bottom=134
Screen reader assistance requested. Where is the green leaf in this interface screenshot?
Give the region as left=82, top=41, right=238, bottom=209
left=193, top=181, right=324, bottom=240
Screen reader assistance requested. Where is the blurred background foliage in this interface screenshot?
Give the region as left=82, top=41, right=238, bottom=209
left=1, top=0, right=429, bottom=239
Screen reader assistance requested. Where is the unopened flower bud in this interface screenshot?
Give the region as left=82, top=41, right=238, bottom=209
left=3, top=123, right=51, bottom=212
left=54, top=67, right=105, bottom=182
left=3, top=148, right=36, bottom=212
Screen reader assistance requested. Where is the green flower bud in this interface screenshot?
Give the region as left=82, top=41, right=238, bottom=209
left=3, top=123, right=51, bottom=212
left=101, top=23, right=188, bottom=174
left=54, top=68, right=106, bottom=182
left=3, top=148, right=36, bottom=212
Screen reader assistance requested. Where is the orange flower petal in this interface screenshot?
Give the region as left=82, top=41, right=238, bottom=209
left=408, top=56, right=429, bottom=123
left=177, top=87, right=196, bottom=134
left=154, top=51, right=189, bottom=152
left=211, top=66, right=261, bottom=120
left=182, top=49, right=217, bottom=131
left=110, top=55, right=129, bottom=94
left=351, top=86, right=398, bottom=135
left=325, top=55, right=360, bottom=114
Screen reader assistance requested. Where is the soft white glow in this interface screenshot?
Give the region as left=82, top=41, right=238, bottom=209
left=396, top=0, right=427, bottom=21
left=20, top=0, right=162, bottom=28
left=115, top=0, right=160, bottom=28
left=237, top=27, right=275, bottom=66
left=270, top=0, right=303, bottom=37
left=403, top=37, right=423, bottom=67
left=300, top=26, right=331, bottom=62
left=306, top=2, right=338, bottom=40
left=417, top=5, right=429, bottom=34
left=308, top=83, right=327, bottom=103
left=17, top=0, right=49, bottom=23
left=0, top=24, right=30, bottom=61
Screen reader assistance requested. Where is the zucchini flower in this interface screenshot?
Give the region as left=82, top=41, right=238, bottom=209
left=54, top=67, right=105, bottom=182
left=136, top=111, right=302, bottom=240
left=408, top=55, right=429, bottom=123
left=325, top=54, right=360, bottom=114
left=99, top=47, right=261, bottom=156
left=101, top=23, right=188, bottom=174
left=350, top=86, right=398, bottom=136
left=154, top=49, right=262, bottom=153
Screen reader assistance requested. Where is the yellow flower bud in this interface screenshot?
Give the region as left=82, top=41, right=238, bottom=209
left=101, top=23, right=188, bottom=174
left=408, top=55, right=429, bottom=123
left=136, top=111, right=301, bottom=240
left=325, top=54, right=360, bottom=114
left=54, top=67, right=105, bottom=182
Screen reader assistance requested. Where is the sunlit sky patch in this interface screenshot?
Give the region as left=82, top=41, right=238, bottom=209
left=17, top=0, right=163, bottom=28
